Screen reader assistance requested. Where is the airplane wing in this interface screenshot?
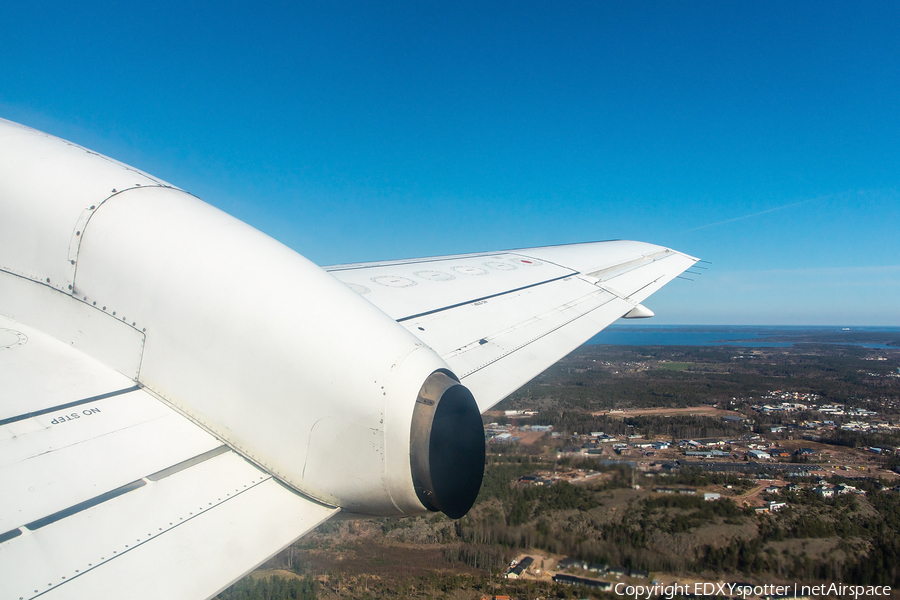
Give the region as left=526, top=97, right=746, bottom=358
left=0, top=313, right=338, bottom=600
left=0, top=117, right=696, bottom=600
left=326, top=242, right=697, bottom=412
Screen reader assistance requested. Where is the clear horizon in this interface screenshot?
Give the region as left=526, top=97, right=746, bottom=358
left=606, top=324, right=900, bottom=328
left=2, top=2, right=898, bottom=326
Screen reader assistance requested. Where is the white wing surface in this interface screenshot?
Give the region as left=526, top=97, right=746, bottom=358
left=326, top=242, right=697, bottom=411
left=0, top=314, right=337, bottom=600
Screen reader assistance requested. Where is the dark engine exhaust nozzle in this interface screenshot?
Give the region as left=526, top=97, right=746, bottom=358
left=410, top=371, right=485, bottom=519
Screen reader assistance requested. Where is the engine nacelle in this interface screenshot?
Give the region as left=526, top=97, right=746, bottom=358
left=0, top=119, right=485, bottom=518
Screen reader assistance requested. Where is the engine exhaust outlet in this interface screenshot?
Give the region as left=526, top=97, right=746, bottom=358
left=409, top=371, right=485, bottom=519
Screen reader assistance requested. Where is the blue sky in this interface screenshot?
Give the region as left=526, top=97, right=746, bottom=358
left=2, top=2, right=898, bottom=325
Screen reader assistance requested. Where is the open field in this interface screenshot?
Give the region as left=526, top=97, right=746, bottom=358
left=511, top=430, right=547, bottom=445
left=593, top=406, right=745, bottom=418
left=659, top=362, right=692, bottom=371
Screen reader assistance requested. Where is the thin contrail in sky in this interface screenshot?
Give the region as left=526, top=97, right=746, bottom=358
left=680, top=198, right=817, bottom=233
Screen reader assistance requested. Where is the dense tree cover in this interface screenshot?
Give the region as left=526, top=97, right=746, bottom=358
left=663, top=467, right=756, bottom=491
left=475, top=455, right=553, bottom=505
left=456, top=458, right=742, bottom=572
left=697, top=489, right=900, bottom=585
left=536, top=410, right=748, bottom=440
left=463, top=455, right=900, bottom=586
left=218, top=576, right=317, bottom=600
left=642, top=494, right=743, bottom=533
left=506, top=481, right=600, bottom=525
left=817, top=429, right=900, bottom=449
left=441, top=543, right=512, bottom=572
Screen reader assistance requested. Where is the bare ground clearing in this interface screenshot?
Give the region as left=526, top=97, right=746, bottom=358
left=594, top=406, right=745, bottom=418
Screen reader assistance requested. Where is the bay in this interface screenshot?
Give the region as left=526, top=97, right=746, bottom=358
left=586, top=325, right=900, bottom=348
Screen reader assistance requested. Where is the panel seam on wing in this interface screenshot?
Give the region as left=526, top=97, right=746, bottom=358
left=0, top=385, right=141, bottom=427
left=396, top=273, right=575, bottom=322
left=6, top=451, right=272, bottom=600
left=447, top=291, right=622, bottom=378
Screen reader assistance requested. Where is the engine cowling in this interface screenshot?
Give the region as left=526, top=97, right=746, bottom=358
left=0, top=119, right=485, bottom=518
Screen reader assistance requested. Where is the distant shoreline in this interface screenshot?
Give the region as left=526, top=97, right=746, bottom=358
left=587, top=324, right=900, bottom=348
